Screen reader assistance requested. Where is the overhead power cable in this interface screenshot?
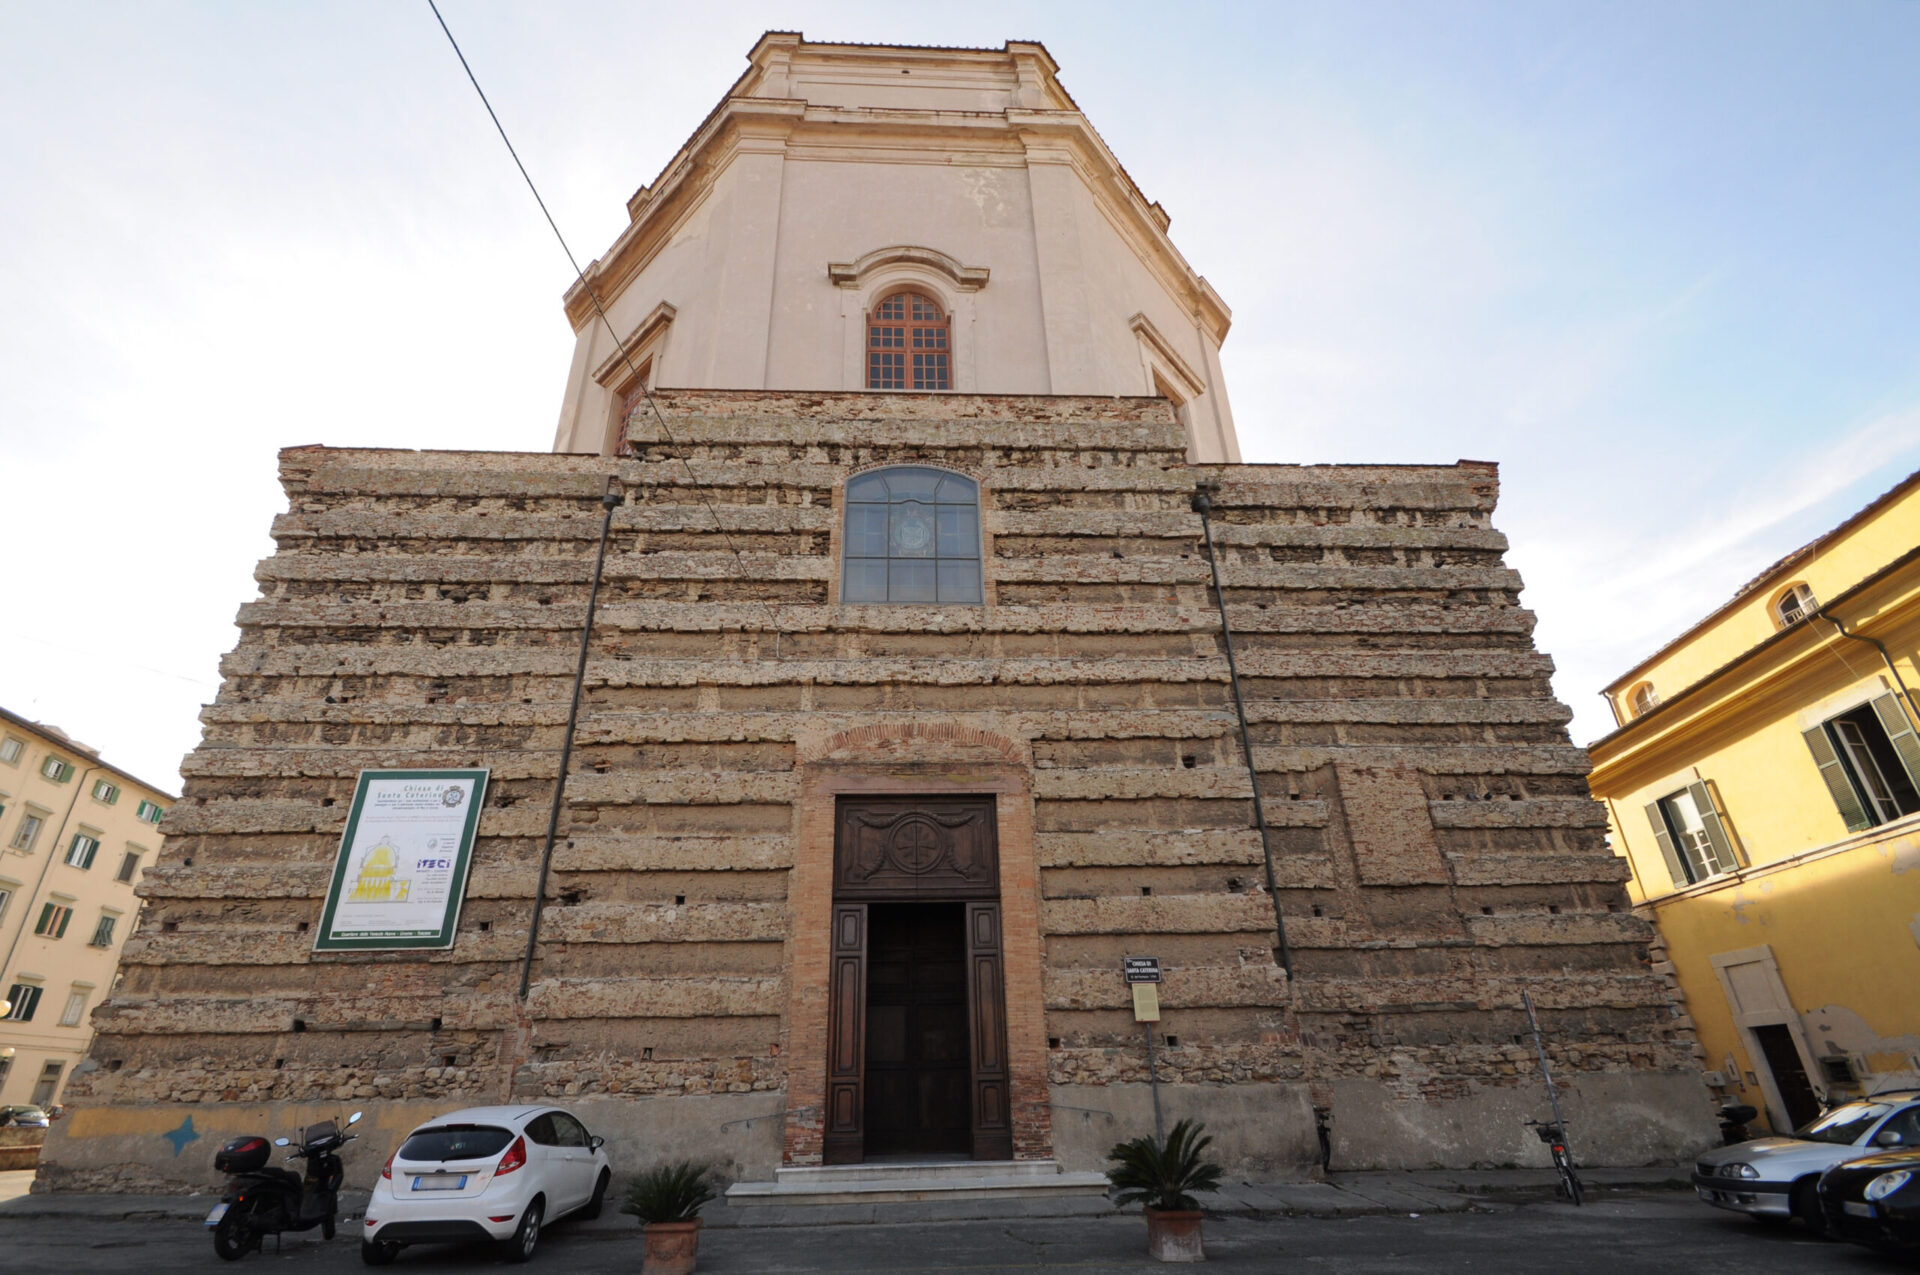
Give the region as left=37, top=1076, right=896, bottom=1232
left=425, top=0, right=774, bottom=617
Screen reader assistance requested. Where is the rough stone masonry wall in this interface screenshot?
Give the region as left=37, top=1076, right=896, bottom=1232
left=43, top=390, right=1711, bottom=1190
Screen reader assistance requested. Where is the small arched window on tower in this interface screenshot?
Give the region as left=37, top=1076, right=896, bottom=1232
left=1775, top=582, right=1818, bottom=628
left=868, top=291, right=950, bottom=390
left=842, top=467, right=982, bottom=603
left=1628, top=682, right=1659, bottom=718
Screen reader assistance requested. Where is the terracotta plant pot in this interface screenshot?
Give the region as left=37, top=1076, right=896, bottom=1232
left=641, top=1218, right=703, bottom=1275
left=1144, top=1208, right=1205, bottom=1263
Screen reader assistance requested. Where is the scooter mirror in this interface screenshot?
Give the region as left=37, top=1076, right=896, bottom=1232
left=274, top=1138, right=290, bottom=1147
left=348, top=1112, right=363, bottom=1125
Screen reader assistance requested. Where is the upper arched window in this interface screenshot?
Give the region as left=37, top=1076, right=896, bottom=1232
left=1629, top=682, right=1659, bottom=718
left=1775, top=582, right=1818, bottom=628
left=868, top=291, right=950, bottom=390
left=842, top=467, right=981, bottom=604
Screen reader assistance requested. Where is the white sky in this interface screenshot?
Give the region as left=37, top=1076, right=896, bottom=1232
left=3, top=2, right=1917, bottom=790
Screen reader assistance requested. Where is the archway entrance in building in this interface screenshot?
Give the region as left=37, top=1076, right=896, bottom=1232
left=824, top=796, right=1011, bottom=1164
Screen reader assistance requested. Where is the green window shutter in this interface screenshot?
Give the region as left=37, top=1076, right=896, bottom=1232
left=1803, top=724, right=1872, bottom=832
left=1644, top=801, right=1688, bottom=887
left=1869, top=693, right=1920, bottom=794
left=55, top=908, right=70, bottom=939
left=1688, top=780, right=1741, bottom=872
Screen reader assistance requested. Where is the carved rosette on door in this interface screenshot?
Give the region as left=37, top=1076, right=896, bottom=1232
left=824, top=796, right=1013, bottom=1164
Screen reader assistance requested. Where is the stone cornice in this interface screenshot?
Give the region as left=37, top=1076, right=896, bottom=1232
left=828, top=246, right=989, bottom=292
left=566, top=41, right=1229, bottom=342
left=1587, top=570, right=1920, bottom=792
left=590, top=301, right=677, bottom=389
left=1129, top=313, right=1206, bottom=399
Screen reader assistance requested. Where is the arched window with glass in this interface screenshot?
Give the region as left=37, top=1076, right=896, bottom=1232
left=842, top=467, right=982, bottom=604
left=867, top=291, right=950, bottom=390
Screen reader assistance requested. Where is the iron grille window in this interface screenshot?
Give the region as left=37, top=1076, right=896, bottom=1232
left=867, top=291, right=950, bottom=390
left=842, top=467, right=982, bottom=604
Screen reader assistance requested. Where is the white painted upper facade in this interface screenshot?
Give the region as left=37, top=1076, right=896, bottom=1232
left=551, top=34, right=1240, bottom=462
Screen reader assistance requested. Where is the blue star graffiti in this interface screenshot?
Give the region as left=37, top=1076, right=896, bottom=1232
left=162, top=1115, right=201, bottom=1157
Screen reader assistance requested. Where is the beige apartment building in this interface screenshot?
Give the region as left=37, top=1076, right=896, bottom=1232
left=0, top=708, right=171, bottom=1108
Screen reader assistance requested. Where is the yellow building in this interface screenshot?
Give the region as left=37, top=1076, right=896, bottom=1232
left=0, top=708, right=172, bottom=1108
left=1589, top=470, right=1920, bottom=1136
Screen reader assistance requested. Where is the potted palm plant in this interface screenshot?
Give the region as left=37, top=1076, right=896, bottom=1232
left=1106, top=1119, right=1223, bottom=1263
left=620, top=1161, right=716, bottom=1275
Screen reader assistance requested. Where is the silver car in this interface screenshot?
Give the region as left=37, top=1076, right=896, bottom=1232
left=1693, top=1091, right=1920, bottom=1232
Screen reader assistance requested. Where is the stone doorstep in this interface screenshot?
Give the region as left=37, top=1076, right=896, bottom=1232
left=724, top=1158, right=1110, bottom=1207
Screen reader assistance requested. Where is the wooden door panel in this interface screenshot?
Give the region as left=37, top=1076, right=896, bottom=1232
left=824, top=902, right=868, bottom=1165
left=834, top=796, right=999, bottom=899
left=965, top=900, right=1014, bottom=1161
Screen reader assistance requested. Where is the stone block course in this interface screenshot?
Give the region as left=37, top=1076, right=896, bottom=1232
left=51, top=390, right=1702, bottom=1190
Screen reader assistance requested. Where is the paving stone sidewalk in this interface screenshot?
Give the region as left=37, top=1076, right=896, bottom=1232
left=0, top=1166, right=1691, bottom=1230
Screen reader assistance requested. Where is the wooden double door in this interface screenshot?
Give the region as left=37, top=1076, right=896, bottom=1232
left=825, top=796, right=1012, bottom=1164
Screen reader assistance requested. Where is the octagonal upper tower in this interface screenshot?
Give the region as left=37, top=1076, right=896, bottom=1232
left=551, top=34, right=1240, bottom=461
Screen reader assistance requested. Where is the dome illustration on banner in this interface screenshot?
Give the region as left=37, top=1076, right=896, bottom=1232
left=347, top=837, right=412, bottom=902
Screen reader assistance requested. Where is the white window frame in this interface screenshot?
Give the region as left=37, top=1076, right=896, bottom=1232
left=135, top=799, right=164, bottom=825
left=64, top=829, right=103, bottom=870
left=0, top=736, right=22, bottom=766
left=58, top=989, right=89, bottom=1027
left=8, top=806, right=50, bottom=852
left=90, top=778, right=120, bottom=805
left=40, top=755, right=73, bottom=782
left=1629, top=682, right=1659, bottom=718
left=3, top=981, right=44, bottom=1022
left=1774, top=582, right=1818, bottom=628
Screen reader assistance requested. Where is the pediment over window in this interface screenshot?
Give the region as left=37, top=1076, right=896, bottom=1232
left=828, top=245, right=989, bottom=292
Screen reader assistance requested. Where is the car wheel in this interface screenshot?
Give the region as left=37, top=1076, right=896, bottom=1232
left=360, top=1239, right=400, bottom=1266
left=580, top=1170, right=611, bottom=1221
left=1790, top=1179, right=1828, bottom=1237
left=504, top=1197, right=543, bottom=1263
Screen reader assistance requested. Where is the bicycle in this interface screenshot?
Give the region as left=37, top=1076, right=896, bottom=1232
left=1527, top=1117, right=1584, bottom=1206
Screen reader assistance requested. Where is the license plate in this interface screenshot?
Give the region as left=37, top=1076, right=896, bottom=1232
left=1844, top=1201, right=1874, bottom=1218
left=204, top=1203, right=229, bottom=1227
left=413, top=1175, right=467, bottom=1191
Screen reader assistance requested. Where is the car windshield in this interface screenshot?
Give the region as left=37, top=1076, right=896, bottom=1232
left=399, top=1124, right=514, bottom=1162
left=1795, top=1102, right=1891, bottom=1145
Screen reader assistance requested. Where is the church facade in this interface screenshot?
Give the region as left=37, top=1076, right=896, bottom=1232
left=42, top=36, right=1713, bottom=1191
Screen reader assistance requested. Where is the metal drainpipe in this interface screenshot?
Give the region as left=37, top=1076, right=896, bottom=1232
left=1191, top=482, right=1293, bottom=975
left=1820, top=611, right=1920, bottom=731
left=519, top=477, right=623, bottom=1001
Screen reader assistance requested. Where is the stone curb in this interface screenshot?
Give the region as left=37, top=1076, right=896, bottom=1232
left=0, top=1169, right=1692, bottom=1228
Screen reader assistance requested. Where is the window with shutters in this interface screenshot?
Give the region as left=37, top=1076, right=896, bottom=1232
left=1628, top=682, right=1659, bottom=718
left=64, top=833, right=101, bottom=870
left=40, top=756, right=73, bottom=783
left=1644, top=782, right=1741, bottom=888
left=136, top=800, right=164, bottom=825
left=35, top=901, right=74, bottom=938
left=3, top=983, right=42, bottom=1021
left=1802, top=693, right=1920, bottom=833
left=867, top=291, right=950, bottom=390
left=1774, top=582, right=1818, bottom=628
left=89, top=913, right=117, bottom=948
left=90, top=779, right=119, bottom=804
left=841, top=467, right=983, bottom=604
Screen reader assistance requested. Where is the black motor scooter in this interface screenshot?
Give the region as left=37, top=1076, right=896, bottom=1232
left=207, top=1111, right=363, bottom=1259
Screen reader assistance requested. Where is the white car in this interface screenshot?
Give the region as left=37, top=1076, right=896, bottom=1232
left=361, top=1105, right=612, bottom=1264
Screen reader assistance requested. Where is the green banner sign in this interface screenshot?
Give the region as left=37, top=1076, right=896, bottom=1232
left=314, top=769, right=489, bottom=951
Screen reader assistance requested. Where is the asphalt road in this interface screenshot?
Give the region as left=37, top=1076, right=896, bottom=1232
left=3, top=1191, right=1913, bottom=1274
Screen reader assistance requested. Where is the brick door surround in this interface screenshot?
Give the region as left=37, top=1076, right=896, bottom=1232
left=781, top=722, right=1051, bottom=1165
